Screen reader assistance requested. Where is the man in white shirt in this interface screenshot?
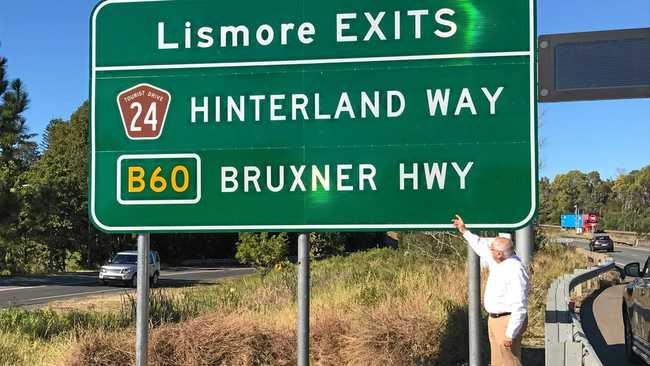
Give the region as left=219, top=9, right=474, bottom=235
left=452, top=215, right=529, bottom=366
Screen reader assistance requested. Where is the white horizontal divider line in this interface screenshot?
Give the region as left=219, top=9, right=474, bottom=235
left=0, top=285, right=45, bottom=292
left=27, top=288, right=126, bottom=302
left=95, top=51, right=532, bottom=72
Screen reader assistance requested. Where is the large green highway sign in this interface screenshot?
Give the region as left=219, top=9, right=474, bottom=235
left=90, top=0, right=537, bottom=232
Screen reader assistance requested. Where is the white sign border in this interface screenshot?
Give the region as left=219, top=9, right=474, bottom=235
left=90, top=0, right=537, bottom=231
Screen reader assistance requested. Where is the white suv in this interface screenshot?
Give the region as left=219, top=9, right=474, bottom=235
left=99, top=250, right=161, bottom=287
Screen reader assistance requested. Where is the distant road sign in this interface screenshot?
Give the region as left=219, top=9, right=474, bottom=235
left=90, top=0, right=537, bottom=232
left=539, top=28, right=650, bottom=102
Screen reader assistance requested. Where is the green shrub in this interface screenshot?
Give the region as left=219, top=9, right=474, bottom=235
left=65, top=250, right=83, bottom=272
left=235, top=232, right=288, bottom=271
left=0, top=238, right=49, bottom=275
left=309, top=232, right=347, bottom=258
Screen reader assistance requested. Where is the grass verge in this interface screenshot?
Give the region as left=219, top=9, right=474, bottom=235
left=1, top=242, right=589, bottom=365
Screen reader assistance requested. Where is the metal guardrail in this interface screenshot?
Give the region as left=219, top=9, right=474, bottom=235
left=545, top=259, right=617, bottom=366
left=540, top=224, right=643, bottom=236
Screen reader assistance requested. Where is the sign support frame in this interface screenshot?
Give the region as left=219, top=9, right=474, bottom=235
left=136, top=233, right=150, bottom=366
left=468, top=248, right=482, bottom=366
left=297, top=233, right=310, bottom=365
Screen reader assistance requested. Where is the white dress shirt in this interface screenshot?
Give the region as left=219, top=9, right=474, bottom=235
left=463, top=230, right=529, bottom=339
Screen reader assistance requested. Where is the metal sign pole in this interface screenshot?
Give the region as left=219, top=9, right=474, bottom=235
left=297, top=233, right=310, bottom=366
left=468, top=248, right=482, bottom=366
left=515, top=224, right=534, bottom=268
left=136, top=233, right=150, bottom=366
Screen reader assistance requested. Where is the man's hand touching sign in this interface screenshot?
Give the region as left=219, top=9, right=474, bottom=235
left=452, top=214, right=467, bottom=234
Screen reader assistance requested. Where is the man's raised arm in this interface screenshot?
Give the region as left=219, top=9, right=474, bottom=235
left=452, top=215, right=491, bottom=259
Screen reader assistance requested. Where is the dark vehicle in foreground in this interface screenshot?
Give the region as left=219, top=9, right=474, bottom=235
left=623, top=255, right=650, bottom=365
left=589, top=233, right=614, bottom=252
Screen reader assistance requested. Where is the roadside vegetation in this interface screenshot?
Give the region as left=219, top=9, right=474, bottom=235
left=539, top=168, right=650, bottom=233
left=0, top=233, right=589, bottom=366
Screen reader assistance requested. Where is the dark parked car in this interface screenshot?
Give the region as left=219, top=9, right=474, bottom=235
left=589, top=234, right=614, bottom=252
left=622, top=255, right=650, bottom=365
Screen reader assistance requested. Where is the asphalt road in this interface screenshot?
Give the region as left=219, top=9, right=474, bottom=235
left=567, top=239, right=649, bottom=267
left=0, top=267, right=254, bottom=308
left=580, top=284, right=631, bottom=365
left=564, top=239, right=648, bottom=365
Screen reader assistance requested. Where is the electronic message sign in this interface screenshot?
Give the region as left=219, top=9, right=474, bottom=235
left=539, top=28, right=650, bottom=102
left=90, top=0, right=537, bottom=232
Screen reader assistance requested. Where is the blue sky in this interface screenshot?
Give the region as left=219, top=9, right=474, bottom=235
left=0, top=0, right=648, bottom=180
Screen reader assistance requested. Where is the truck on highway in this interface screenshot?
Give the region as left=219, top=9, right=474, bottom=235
left=560, top=212, right=599, bottom=233
left=561, top=214, right=583, bottom=230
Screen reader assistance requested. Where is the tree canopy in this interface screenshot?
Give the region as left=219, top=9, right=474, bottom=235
left=0, top=57, right=35, bottom=167
left=539, top=167, right=650, bottom=233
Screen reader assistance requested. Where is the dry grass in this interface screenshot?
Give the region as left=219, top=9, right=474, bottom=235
left=6, top=242, right=590, bottom=366
left=45, top=285, right=216, bottom=313
left=523, top=243, right=590, bottom=346
left=45, top=291, right=135, bottom=313
left=66, top=251, right=472, bottom=365
left=0, top=331, right=72, bottom=366
left=66, top=332, right=133, bottom=366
